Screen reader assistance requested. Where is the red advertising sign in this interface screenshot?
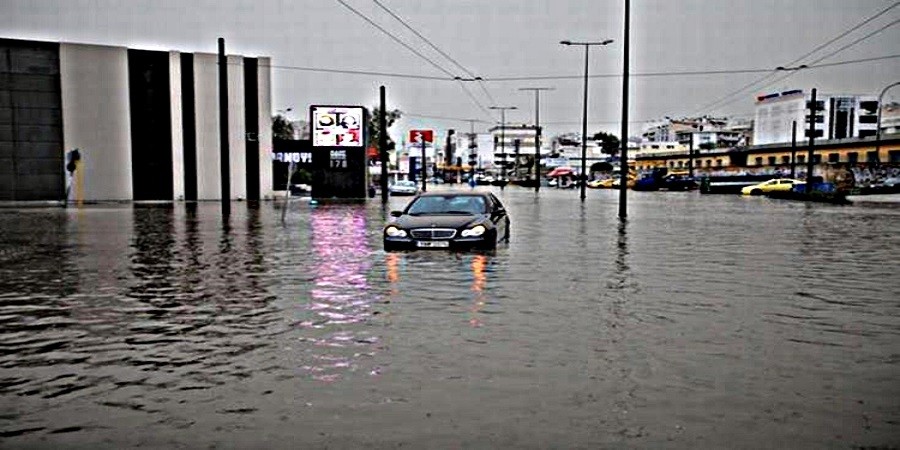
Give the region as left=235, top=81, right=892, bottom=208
left=409, top=129, right=434, bottom=144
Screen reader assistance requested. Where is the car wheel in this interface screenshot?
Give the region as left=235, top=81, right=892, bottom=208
left=751, top=189, right=762, bottom=196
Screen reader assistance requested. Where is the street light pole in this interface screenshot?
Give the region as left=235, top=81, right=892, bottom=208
left=619, top=0, right=630, bottom=219
left=519, top=87, right=554, bottom=193
left=489, top=106, right=518, bottom=183
left=875, top=81, right=900, bottom=157
left=560, top=38, right=614, bottom=202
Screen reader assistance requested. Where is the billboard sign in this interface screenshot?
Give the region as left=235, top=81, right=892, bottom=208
left=409, top=129, right=434, bottom=145
left=311, top=106, right=365, bottom=148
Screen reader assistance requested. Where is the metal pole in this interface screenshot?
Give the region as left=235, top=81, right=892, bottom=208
left=500, top=109, right=506, bottom=180
left=379, top=86, right=389, bottom=203
left=805, top=88, right=817, bottom=193
left=421, top=138, right=427, bottom=193
left=513, top=138, right=521, bottom=179
left=535, top=95, right=541, bottom=193
left=519, top=88, right=553, bottom=192
left=580, top=44, right=589, bottom=202
left=790, top=120, right=797, bottom=179
left=875, top=81, right=900, bottom=158
left=619, top=0, right=630, bottom=219
left=688, top=133, right=694, bottom=178
left=218, top=37, right=231, bottom=215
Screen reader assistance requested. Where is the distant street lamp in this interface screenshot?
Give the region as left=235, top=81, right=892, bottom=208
left=519, top=87, right=555, bottom=193
left=489, top=106, right=518, bottom=180
left=560, top=39, right=614, bottom=201
left=875, top=81, right=900, bottom=156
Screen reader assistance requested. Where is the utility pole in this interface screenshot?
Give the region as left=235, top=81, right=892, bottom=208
left=379, top=86, right=389, bottom=203
left=217, top=37, right=230, bottom=216
left=560, top=39, right=613, bottom=201
left=619, top=0, right=630, bottom=219
left=421, top=137, right=427, bottom=193
left=519, top=87, right=554, bottom=193
left=790, top=120, right=797, bottom=179
left=688, top=133, right=694, bottom=178
left=489, top=106, right=517, bottom=181
left=806, top=88, right=817, bottom=194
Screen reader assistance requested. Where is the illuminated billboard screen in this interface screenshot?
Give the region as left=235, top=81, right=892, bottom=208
left=311, top=106, right=365, bottom=148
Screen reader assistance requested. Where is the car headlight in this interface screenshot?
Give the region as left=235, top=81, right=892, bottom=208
left=385, top=226, right=407, bottom=237
left=461, top=225, right=486, bottom=237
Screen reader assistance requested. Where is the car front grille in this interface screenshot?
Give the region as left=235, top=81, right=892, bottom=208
left=410, top=228, right=457, bottom=240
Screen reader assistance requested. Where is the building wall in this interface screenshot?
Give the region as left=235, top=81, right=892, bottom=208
left=257, top=57, right=274, bottom=200
left=60, top=43, right=133, bottom=201
left=169, top=51, right=185, bottom=200
left=0, top=38, right=64, bottom=201
left=226, top=55, right=246, bottom=200
left=128, top=49, right=173, bottom=200
left=193, top=53, right=220, bottom=200
left=5, top=38, right=272, bottom=202
left=754, top=93, right=807, bottom=146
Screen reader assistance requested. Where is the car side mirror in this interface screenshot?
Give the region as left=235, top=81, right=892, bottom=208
left=390, top=210, right=403, bottom=217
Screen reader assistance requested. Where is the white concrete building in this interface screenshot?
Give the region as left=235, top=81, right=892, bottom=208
left=754, top=89, right=880, bottom=146
left=1, top=37, right=273, bottom=202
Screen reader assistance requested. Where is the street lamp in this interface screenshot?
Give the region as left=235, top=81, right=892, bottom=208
left=489, top=106, right=518, bottom=181
left=875, top=81, right=900, bottom=157
left=560, top=39, right=614, bottom=201
left=519, top=87, right=555, bottom=193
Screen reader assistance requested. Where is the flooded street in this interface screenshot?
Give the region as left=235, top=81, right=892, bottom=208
left=1, top=187, right=898, bottom=448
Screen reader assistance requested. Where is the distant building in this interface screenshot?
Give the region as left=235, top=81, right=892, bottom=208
left=880, top=102, right=900, bottom=135
left=642, top=116, right=729, bottom=143
left=754, top=89, right=879, bottom=145
left=634, top=142, right=687, bottom=159
left=490, top=125, right=539, bottom=173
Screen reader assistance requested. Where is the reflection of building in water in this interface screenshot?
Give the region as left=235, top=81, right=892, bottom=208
left=302, top=206, right=376, bottom=381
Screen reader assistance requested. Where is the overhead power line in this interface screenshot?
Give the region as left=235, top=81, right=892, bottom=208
left=695, top=1, right=900, bottom=115
left=261, top=54, right=900, bottom=81
left=334, top=0, right=456, bottom=78
left=266, top=64, right=449, bottom=80
left=368, top=0, right=497, bottom=118
left=371, top=0, right=475, bottom=79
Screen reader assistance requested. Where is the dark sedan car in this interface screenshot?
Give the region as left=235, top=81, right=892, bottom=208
left=384, top=192, right=510, bottom=251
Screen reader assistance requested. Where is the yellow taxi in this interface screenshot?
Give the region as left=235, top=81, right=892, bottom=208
left=741, top=178, right=805, bottom=195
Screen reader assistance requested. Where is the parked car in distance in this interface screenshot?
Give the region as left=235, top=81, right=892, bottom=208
left=741, top=178, right=805, bottom=195
left=389, top=180, right=420, bottom=196
left=384, top=192, right=510, bottom=251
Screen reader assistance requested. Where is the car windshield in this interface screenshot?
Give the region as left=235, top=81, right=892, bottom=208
left=407, top=195, right=486, bottom=215
left=395, top=181, right=415, bottom=187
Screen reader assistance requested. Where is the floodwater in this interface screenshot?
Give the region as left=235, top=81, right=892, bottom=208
left=1, top=188, right=898, bottom=449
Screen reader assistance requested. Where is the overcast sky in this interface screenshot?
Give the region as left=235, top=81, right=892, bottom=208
left=2, top=0, right=899, bottom=143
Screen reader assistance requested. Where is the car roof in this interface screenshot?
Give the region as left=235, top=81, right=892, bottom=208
left=416, top=191, right=490, bottom=198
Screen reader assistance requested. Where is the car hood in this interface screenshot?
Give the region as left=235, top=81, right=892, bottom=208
left=391, top=214, right=486, bottom=229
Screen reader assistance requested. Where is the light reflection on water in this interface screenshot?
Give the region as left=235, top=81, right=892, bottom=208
left=0, top=189, right=898, bottom=448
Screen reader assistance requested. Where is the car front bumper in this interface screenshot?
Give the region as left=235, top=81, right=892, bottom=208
left=384, top=236, right=493, bottom=250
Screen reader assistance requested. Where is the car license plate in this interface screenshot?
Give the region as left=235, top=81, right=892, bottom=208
left=417, top=241, right=449, bottom=248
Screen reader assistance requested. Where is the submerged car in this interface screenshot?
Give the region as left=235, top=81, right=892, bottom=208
left=388, top=180, right=420, bottom=196
left=384, top=192, right=510, bottom=251
left=741, top=178, right=805, bottom=195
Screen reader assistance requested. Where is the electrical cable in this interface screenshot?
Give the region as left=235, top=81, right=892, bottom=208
left=695, top=2, right=899, bottom=115
left=335, top=0, right=456, bottom=78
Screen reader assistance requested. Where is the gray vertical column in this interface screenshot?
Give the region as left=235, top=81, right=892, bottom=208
left=218, top=38, right=230, bottom=212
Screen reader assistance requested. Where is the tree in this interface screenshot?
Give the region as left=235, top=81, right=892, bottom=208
left=592, top=131, right=620, bottom=155
left=367, top=107, right=402, bottom=151
left=272, top=114, right=294, bottom=140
